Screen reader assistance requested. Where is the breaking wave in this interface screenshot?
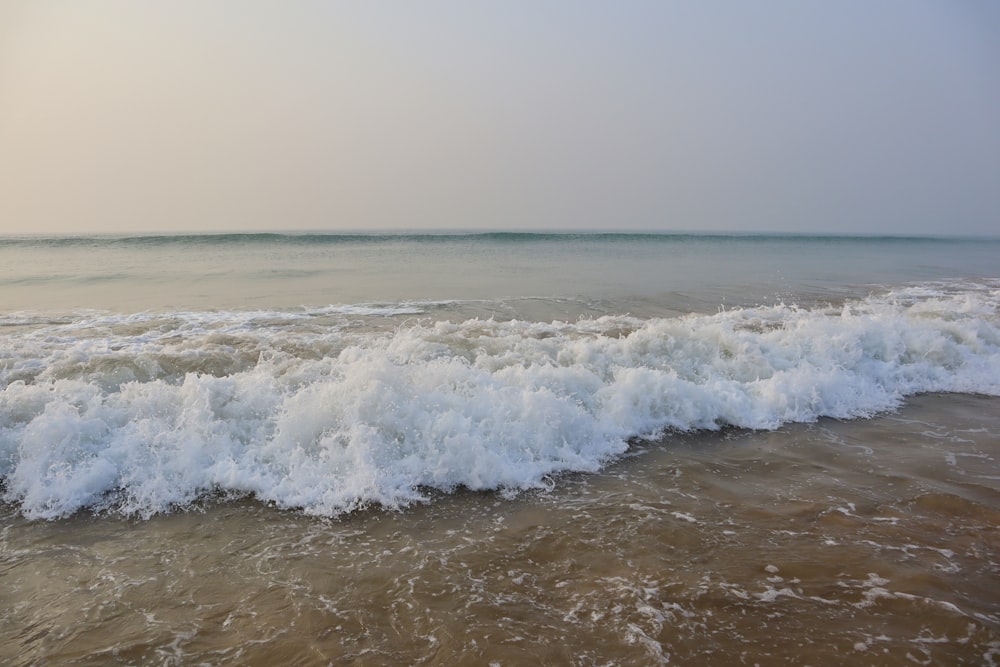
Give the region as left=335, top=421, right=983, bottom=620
left=1, top=282, right=998, bottom=519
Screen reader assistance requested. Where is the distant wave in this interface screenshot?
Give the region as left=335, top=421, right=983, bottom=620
left=0, top=231, right=991, bottom=249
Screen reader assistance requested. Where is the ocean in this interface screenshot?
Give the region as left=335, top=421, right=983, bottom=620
left=1, top=232, right=998, bottom=665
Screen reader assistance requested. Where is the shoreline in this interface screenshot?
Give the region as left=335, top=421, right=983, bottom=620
left=3, top=392, right=998, bottom=665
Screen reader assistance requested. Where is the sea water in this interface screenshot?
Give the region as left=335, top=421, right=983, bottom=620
left=1, top=232, right=998, bottom=664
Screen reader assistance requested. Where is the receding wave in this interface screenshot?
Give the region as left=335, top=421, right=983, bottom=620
left=1, top=282, right=998, bottom=520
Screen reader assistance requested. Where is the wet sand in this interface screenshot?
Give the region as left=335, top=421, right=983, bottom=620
left=2, top=393, right=998, bottom=665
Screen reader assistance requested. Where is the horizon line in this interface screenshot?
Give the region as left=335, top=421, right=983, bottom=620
left=3, top=229, right=1000, bottom=243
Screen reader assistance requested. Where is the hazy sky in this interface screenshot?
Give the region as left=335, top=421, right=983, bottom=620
left=1, top=2, right=998, bottom=236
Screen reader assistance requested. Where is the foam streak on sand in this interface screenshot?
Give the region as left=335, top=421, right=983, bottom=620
left=1, top=283, right=998, bottom=519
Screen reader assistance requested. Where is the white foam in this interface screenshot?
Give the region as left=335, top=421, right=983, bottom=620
left=1, top=283, right=998, bottom=519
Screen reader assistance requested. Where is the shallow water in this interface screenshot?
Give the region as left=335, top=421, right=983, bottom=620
left=2, top=393, right=997, bottom=666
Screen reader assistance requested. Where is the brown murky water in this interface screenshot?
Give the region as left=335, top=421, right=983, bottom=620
left=2, top=393, right=998, bottom=666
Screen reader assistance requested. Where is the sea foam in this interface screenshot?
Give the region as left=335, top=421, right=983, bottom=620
left=1, top=283, right=998, bottom=519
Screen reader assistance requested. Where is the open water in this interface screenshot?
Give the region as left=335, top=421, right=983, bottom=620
left=1, top=232, right=998, bottom=664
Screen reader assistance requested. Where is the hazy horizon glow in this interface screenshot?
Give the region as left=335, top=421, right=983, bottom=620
left=1, top=2, right=998, bottom=236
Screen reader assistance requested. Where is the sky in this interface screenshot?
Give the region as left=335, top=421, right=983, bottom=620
left=1, top=1, right=998, bottom=236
